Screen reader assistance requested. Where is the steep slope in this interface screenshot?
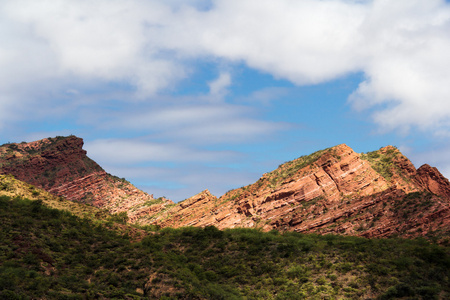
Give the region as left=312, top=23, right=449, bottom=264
left=0, top=173, right=149, bottom=240
left=141, top=189, right=219, bottom=227
left=0, top=136, right=173, bottom=220
left=0, top=173, right=104, bottom=220
left=152, top=144, right=450, bottom=240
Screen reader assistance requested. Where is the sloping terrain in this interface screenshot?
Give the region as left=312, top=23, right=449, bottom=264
left=0, top=173, right=104, bottom=220
left=1, top=193, right=449, bottom=299
left=0, top=136, right=173, bottom=221
left=0, top=174, right=148, bottom=240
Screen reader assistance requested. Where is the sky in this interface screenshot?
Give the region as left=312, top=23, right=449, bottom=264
left=1, top=0, right=450, bottom=201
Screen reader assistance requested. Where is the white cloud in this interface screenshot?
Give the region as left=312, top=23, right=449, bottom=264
left=0, top=0, right=183, bottom=105
left=85, top=138, right=239, bottom=165
left=158, top=0, right=367, bottom=82
left=348, top=0, right=450, bottom=132
left=240, top=87, right=291, bottom=105
left=2, top=0, right=450, bottom=133
left=155, top=0, right=450, bottom=132
left=208, top=72, right=231, bottom=99
left=87, top=102, right=284, bottom=144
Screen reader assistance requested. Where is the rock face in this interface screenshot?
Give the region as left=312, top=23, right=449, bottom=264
left=151, top=144, right=450, bottom=240
left=0, top=136, right=173, bottom=220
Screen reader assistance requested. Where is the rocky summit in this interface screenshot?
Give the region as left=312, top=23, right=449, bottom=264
left=0, top=136, right=173, bottom=221
left=1, top=136, right=450, bottom=240
left=149, top=144, right=450, bottom=240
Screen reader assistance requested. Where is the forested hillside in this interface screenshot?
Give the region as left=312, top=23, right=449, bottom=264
left=1, top=194, right=449, bottom=299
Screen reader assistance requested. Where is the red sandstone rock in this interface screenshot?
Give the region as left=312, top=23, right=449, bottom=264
left=415, top=164, right=450, bottom=198
left=1, top=137, right=449, bottom=240
left=0, top=136, right=173, bottom=220
left=148, top=144, right=450, bottom=240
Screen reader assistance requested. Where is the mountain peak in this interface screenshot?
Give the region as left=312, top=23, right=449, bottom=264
left=0, top=136, right=173, bottom=221
left=147, top=142, right=450, bottom=239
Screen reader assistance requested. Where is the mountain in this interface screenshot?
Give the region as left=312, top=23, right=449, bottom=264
left=150, top=144, right=450, bottom=240
left=1, top=136, right=450, bottom=241
left=0, top=136, right=173, bottom=222
left=1, top=136, right=450, bottom=298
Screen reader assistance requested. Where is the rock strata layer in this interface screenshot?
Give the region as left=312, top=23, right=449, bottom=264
left=151, top=144, right=450, bottom=240
left=1, top=136, right=449, bottom=240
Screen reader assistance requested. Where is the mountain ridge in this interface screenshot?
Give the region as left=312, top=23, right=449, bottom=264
left=147, top=143, right=450, bottom=240
left=1, top=136, right=449, bottom=241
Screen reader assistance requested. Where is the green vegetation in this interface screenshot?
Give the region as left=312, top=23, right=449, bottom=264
left=0, top=174, right=111, bottom=222
left=144, top=197, right=166, bottom=206
left=360, top=147, right=399, bottom=181
left=263, top=148, right=330, bottom=189
left=108, top=211, right=129, bottom=224
left=110, top=174, right=131, bottom=185
left=1, top=195, right=449, bottom=299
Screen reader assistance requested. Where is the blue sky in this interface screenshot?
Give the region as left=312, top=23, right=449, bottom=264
left=1, top=0, right=450, bottom=201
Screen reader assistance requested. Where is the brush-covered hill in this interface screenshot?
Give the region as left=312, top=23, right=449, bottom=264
left=0, top=174, right=149, bottom=239
left=1, top=187, right=449, bottom=299
left=0, top=136, right=173, bottom=221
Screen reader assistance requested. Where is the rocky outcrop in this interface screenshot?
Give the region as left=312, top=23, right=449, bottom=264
left=415, top=164, right=450, bottom=198
left=0, top=136, right=101, bottom=190
left=148, top=190, right=219, bottom=228
left=149, top=144, right=450, bottom=240
left=0, top=136, right=173, bottom=220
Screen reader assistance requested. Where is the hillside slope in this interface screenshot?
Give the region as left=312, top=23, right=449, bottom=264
left=1, top=193, right=449, bottom=299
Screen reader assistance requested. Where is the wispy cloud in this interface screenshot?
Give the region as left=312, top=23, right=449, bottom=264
left=85, top=138, right=239, bottom=165
left=208, top=72, right=231, bottom=100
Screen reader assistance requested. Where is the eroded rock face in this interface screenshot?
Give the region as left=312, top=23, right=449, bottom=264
left=415, top=164, right=450, bottom=198
left=149, top=144, right=450, bottom=240
left=0, top=136, right=173, bottom=220
left=150, top=190, right=219, bottom=228
left=0, top=136, right=100, bottom=189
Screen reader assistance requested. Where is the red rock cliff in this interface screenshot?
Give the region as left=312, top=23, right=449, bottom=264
left=150, top=144, right=450, bottom=240
left=0, top=136, right=173, bottom=220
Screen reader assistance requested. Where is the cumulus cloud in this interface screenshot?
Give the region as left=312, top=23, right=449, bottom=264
left=2, top=0, right=450, bottom=133
left=159, top=0, right=367, bottom=83
left=157, top=0, right=450, bottom=133
left=349, top=0, right=450, bottom=132
left=0, top=0, right=183, bottom=105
